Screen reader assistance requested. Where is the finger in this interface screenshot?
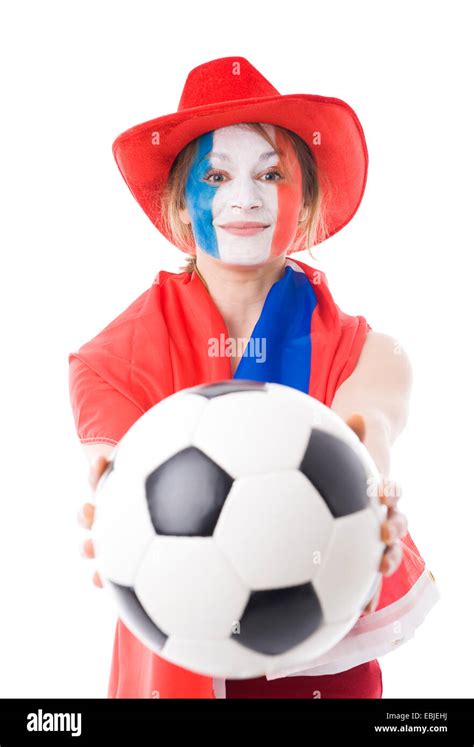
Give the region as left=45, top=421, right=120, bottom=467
left=377, top=479, right=402, bottom=508
left=88, top=456, right=110, bottom=491
left=80, top=538, right=95, bottom=559
left=345, top=413, right=366, bottom=443
left=77, top=502, right=95, bottom=529
left=92, top=570, right=103, bottom=588
left=379, top=541, right=403, bottom=575
left=361, top=578, right=382, bottom=615
left=381, top=512, right=408, bottom=544
left=88, top=455, right=109, bottom=490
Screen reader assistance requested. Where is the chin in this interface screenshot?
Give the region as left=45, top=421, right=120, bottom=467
left=218, top=247, right=272, bottom=266
left=222, top=259, right=268, bottom=270
left=220, top=251, right=288, bottom=269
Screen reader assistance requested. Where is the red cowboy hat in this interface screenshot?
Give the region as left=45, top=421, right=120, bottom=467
left=112, top=56, right=368, bottom=253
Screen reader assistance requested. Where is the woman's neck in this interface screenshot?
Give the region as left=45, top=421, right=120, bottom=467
left=194, top=250, right=287, bottom=330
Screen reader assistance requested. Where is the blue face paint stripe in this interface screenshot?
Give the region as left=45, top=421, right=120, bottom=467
left=233, top=266, right=317, bottom=394
left=185, top=131, right=219, bottom=259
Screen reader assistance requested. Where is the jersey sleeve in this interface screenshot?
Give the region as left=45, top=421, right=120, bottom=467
left=68, top=354, right=144, bottom=445
left=334, top=315, right=373, bottom=396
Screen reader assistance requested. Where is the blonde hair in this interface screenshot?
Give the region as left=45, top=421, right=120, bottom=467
left=159, top=122, right=329, bottom=273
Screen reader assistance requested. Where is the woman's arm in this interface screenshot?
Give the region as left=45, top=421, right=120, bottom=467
left=331, top=330, right=413, bottom=477
left=331, top=330, right=411, bottom=612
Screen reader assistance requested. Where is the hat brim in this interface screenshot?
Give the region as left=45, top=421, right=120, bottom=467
left=112, top=93, right=368, bottom=252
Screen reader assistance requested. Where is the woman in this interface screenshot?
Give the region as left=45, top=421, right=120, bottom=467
left=70, top=56, right=439, bottom=699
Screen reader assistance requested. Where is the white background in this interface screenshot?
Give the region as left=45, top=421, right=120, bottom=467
left=0, top=0, right=472, bottom=698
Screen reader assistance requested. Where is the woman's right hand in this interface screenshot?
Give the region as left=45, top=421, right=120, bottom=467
left=77, top=454, right=110, bottom=588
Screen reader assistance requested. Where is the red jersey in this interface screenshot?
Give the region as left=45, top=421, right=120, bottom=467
left=68, top=257, right=439, bottom=697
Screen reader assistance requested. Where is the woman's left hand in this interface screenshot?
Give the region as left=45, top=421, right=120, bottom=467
left=361, top=478, right=408, bottom=615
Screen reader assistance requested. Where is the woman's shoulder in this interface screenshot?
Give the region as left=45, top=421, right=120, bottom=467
left=69, top=270, right=187, bottom=374
left=68, top=267, right=196, bottom=414
left=76, top=268, right=191, bottom=352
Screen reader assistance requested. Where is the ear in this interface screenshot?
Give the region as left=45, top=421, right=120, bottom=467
left=179, top=206, right=192, bottom=225
left=345, top=413, right=366, bottom=443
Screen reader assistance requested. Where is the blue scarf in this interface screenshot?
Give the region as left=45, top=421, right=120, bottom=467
left=234, top=264, right=317, bottom=393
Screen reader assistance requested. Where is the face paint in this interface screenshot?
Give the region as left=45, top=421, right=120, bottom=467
left=184, top=130, right=219, bottom=257
left=270, top=128, right=304, bottom=257
left=184, top=124, right=304, bottom=266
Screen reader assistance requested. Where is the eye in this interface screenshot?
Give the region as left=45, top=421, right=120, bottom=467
left=259, top=168, right=283, bottom=182
left=203, top=169, right=228, bottom=184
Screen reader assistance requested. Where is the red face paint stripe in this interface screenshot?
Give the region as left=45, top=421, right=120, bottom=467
left=271, top=129, right=304, bottom=257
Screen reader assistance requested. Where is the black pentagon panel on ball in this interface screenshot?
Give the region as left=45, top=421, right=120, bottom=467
left=108, top=581, right=167, bottom=651
left=231, top=583, right=323, bottom=656
left=145, top=446, right=234, bottom=536
left=299, top=429, right=369, bottom=517
left=186, top=380, right=268, bottom=399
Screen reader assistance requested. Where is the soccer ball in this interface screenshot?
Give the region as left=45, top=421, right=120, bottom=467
left=92, top=380, right=385, bottom=679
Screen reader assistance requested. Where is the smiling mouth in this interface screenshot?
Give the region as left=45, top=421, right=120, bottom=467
left=218, top=222, right=271, bottom=237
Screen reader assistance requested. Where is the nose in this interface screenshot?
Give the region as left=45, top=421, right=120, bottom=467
left=230, top=177, right=263, bottom=212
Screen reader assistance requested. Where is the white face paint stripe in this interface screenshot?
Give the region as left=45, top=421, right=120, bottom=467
left=210, top=125, right=279, bottom=265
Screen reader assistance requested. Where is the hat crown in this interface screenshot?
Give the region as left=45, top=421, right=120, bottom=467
left=177, top=56, right=280, bottom=111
